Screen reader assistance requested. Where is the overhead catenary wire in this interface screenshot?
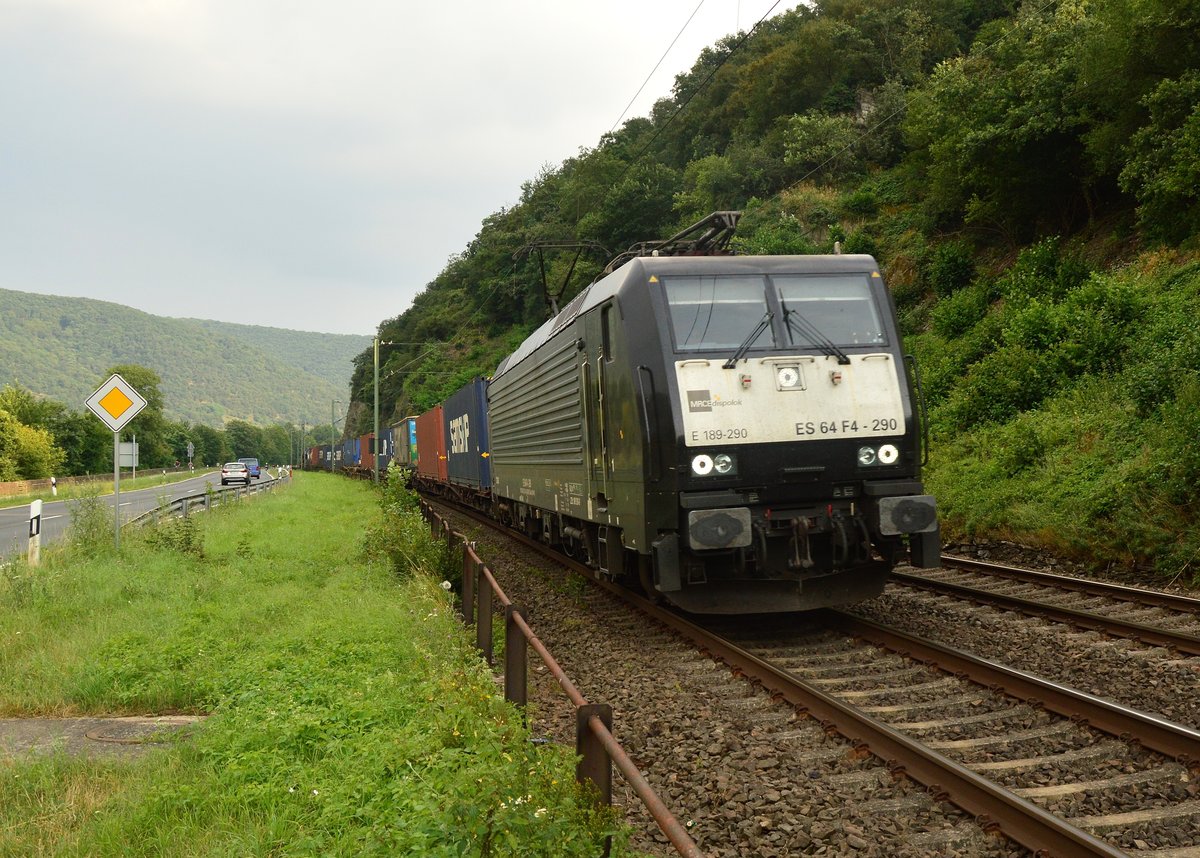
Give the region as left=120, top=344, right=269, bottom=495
left=604, top=0, right=785, bottom=195
left=607, top=0, right=709, bottom=135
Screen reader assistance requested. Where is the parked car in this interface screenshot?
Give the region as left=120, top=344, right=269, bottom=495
left=221, top=462, right=251, bottom=486
left=237, top=457, right=261, bottom=480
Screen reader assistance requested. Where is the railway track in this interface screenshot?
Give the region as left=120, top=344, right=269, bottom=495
left=431, top=500, right=1200, bottom=856
left=890, top=556, right=1200, bottom=656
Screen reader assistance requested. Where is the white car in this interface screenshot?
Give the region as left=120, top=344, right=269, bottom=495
left=220, top=462, right=251, bottom=486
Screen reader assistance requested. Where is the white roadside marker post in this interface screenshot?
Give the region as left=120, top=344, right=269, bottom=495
left=28, top=499, right=42, bottom=566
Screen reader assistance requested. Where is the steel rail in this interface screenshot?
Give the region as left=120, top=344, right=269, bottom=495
left=615, top=592, right=1129, bottom=858
left=940, top=554, right=1200, bottom=614
left=829, top=611, right=1200, bottom=767
left=433, top=500, right=1133, bottom=855
left=892, top=570, right=1200, bottom=656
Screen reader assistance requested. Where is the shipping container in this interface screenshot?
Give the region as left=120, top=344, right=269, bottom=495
left=443, top=378, right=491, bottom=490
left=359, top=433, right=375, bottom=474
left=415, top=406, right=447, bottom=482
left=340, top=437, right=361, bottom=469
left=390, top=416, right=419, bottom=470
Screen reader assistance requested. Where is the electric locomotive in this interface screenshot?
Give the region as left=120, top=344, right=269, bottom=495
left=486, top=246, right=938, bottom=614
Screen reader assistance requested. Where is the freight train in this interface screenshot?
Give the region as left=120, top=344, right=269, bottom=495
left=315, top=246, right=940, bottom=614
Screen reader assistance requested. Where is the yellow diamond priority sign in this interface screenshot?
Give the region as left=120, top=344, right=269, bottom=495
left=85, top=374, right=148, bottom=432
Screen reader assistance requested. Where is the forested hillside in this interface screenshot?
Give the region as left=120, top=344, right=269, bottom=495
left=186, top=318, right=369, bottom=391
left=1, top=289, right=351, bottom=426
left=349, top=0, right=1199, bottom=581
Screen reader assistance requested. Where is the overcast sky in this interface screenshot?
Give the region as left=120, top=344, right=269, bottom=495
left=1, top=0, right=794, bottom=335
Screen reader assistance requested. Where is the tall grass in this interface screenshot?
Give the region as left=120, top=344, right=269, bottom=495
left=0, top=473, right=628, bottom=856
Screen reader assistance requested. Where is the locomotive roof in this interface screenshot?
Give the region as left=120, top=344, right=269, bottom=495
left=490, top=253, right=881, bottom=381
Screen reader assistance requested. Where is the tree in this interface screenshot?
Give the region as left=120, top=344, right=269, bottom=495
left=1119, top=72, right=1200, bottom=241
left=190, top=424, right=228, bottom=467
left=105, top=364, right=172, bottom=467
left=224, top=420, right=263, bottom=460
left=0, top=410, right=19, bottom=481
left=0, top=384, right=107, bottom=475
left=904, top=2, right=1095, bottom=237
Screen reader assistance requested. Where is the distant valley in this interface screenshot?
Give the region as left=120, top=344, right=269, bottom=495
left=1, top=288, right=371, bottom=425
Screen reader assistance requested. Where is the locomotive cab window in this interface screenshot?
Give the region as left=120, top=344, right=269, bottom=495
left=773, top=274, right=886, bottom=347
left=663, top=275, right=775, bottom=352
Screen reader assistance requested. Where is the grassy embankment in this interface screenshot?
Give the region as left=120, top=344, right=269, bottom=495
left=913, top=249, right=1200, bottom=584
left=0, top=473, right=626, bottom=856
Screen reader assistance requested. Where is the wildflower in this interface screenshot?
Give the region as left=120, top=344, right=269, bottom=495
left=312, top=789, right=319, bottom=796
left=440, top=580, right=452, bottom=590
left=288, top=787, right=295, bottom=794
left=535, top=808, right=547, bottom=818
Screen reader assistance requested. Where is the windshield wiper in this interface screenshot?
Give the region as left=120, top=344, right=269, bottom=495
left=782, top=301, right=851, bottom=365
left=722, top=311, right=774, bottom=369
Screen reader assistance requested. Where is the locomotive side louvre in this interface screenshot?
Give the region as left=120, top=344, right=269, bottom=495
left=488, top=284, right=655, bottom=566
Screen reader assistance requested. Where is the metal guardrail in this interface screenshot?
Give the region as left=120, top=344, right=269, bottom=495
left=421, top=501, right=704, bottom=858
left=128, top=475, right=289, bottom=527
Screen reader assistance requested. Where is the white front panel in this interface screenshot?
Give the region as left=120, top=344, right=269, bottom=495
left=676, top=354, right=906, bottom=447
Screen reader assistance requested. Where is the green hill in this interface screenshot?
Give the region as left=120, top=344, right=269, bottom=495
left=0, top=288, right=356, bottom=425
left=185, top=318, right=370, bottom=392
left=347, top=0, right=1200, bottom=582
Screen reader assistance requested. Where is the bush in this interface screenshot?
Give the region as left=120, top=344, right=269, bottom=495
left=66, top=487, right=113, bottom=553
left=839, top=188, right=879, bottom=219
left=841, top=229, right=879, bottom=256
left=926, top=240, right=976, bottom=297
left=364, top=474, right=454, bottom=582
left=941, top=344, right=1054, bottom=430
left=930, top=282, right=991, bottom=339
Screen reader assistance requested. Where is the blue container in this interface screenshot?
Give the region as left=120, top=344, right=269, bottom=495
left=443, top=378, right=491, bottom=490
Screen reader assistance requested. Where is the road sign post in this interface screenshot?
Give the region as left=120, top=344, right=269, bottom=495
left=84, top=374, right=148, bottom=550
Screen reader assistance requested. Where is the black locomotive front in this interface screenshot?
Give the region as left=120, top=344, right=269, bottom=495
left=487, top=253, right=938, bottom=614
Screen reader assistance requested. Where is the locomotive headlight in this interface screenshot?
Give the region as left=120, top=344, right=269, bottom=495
left=857, top=446, right=877, bottom=466
left=878, top=444, right=899, bottom=464
left=713, top=453, right=735, bottom=475
left=691, top=454, right=714, bottom=476
left=776, top=365, right=802, bottom=390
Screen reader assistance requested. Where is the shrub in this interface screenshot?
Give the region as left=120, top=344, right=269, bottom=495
left=841, top=229, right=879, bottom=256
left=941, top=344, right=1054, bottom=430
left=926, top=240, right=976, bottom=297
left=364, top=475, right=454, bottom=582
left=930, top=282, right=991, bottom=339
left=839, top=188, right=879, bottom=219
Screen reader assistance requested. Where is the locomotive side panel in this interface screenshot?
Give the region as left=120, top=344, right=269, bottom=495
left=489, top=330, right=587, bottom=517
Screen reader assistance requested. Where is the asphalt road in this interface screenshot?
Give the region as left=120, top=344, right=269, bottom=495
left=0, top=471, right=280, bottom=561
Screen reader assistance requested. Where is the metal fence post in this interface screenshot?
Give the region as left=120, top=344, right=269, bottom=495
left=504, top=605, right=528, bottom=711
left=182, top=497, right=189, bottom=518
left=476, top=576, right=493, bottom=666
left=462, top=551, right=476, bottom=626
left=576, top=703, right=614, bottom=811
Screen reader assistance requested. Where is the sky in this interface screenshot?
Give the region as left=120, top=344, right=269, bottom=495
left=1, top=0, right=795, bottom=336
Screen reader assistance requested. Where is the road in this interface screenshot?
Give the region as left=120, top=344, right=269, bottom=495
left=0, top=471, right=279, bottom=561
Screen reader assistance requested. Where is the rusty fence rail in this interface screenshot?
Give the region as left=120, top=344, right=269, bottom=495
left=421, top=501, right=704, bottom=858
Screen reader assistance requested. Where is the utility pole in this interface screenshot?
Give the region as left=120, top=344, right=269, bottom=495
left=374, top=337, right=380, bottom=485
left=331, top=400, right=340, bottom=472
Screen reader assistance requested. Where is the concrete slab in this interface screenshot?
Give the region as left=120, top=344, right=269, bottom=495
left=0, top=715, right=205, bottom=759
